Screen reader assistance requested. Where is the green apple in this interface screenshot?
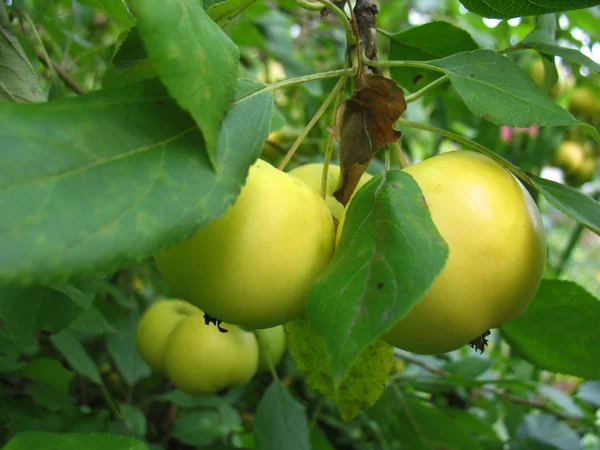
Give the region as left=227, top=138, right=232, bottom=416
left=154, top=159, right=335, bottom=329
left=135, top=299, right=201, bottom=372
left=164, top=314, right=259, bottom=395
left=337, top=151, right=547, bottom=354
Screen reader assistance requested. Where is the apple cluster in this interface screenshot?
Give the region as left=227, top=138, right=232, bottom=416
left=147, top=150, right=546, bottom=365
left=136, top=299, right=286, bottom=395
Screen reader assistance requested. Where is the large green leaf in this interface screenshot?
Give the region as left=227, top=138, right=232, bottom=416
left=254, top=381, right=310, bottom=450
left=388, top=21, right=478, bottom=92
left=459, top=0, right=600, bottom=19
left=2, top=431, right=148, bottom=450
left=0, top=79, right=272, bottom=284
left=51, top=329, right=103, bottom=384
left=0, top=9, right=45, bottom=103
left=430, top=50, right=575, bottom=127
left=502, top=280, right=600, bottom=379
left=74, top=0, right=135, bottom=25
left=307, top=171, right=448, bottom=385
left=527, top=174, right=600, bottom=235
left=130, top=0, right=239, bottom=167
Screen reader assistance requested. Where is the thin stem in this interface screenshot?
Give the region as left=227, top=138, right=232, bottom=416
left=377, top=28, right=393, bottom=38
left=391, top=141, right=409, bottom=169
left=315, top=0, right=354, bottom=44
left=309, top=397, right=325, bottom=429
left=362, top=55, right=446, bottom=73
left=100, top=381, right=123, bottom=421
left=230, top=67, right=356, bottom=108
left=392, top=385, right=436, bottom=449
left=396, top=119, right=525, bottom=176
left=405, top=75, right=449, bottom=103
left=21, top=12, right=58, bottom=85
left=347, top=0, right=362, bottom=80
left=291, top=0, right=325, bottom=10
left=36, top=51, right=86, bottom=95
left=278, top=75, right=347, bottom=171
left=394, top=352, right=590, bottom=423
left=321, top=74, right=348, bottom=198
left=555, top=191, right=599, bottom=276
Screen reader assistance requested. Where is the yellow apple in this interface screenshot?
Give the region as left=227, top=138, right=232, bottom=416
left=164, top=314, right=259, bottom=395
left=288, top=163, right=373, bottom=220
left=255, top=325, right=287, bottom=373
left=337, top=151, right=547, bottom=354
left=154, top=159, right=335, bottom=329
left=135, top=299, right=201, bottom=372
left=568, top=86, right=600, bottom=119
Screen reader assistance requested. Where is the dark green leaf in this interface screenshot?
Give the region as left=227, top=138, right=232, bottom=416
left=307, top=171, right=448, bottom=384
left=106, top=310, right=151, bottom=386
left=2, top=431, right=149, bottom=450
left=430, top=49, right=578, bottom=128
left=367, top=387, right=483, bottom=450
left=527, top=174, right=600, bottom=234
left=207, top=0, right=259, bottom=27
left=459, top=0, right=600, bottom=19
left=0, top=284, right=93, bottom=351
left=51, top=329, right=102, bottom=384
left=68, top=306, right=116, bottom=336
left=516, top=414, right=581, bottom=450
left=19, top=358, right=76, bottom=395
left=442, top=357, right=492, bottom=380
left=254, top=381, right=310, bottom=450
left=119, top=404, right=147, bottom=438
left=389, top=21, right=478, bottom=92
left=172, top=411, right=228, bottom=446
left=502, top=280, right=600, bottom=379
left=0, top=78, right=272, bottom=284
left=130, top=0, right=239, bottom=167
left=0, top=19, right=45, bottom=102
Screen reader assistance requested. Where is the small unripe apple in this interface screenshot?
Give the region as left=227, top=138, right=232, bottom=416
left=552, top=141, right=585, bottom=172
left=135, top=299, right=201, bottom=372
left=255, top=326, right=287, bottom=373
left=568, top=86, right=600, bottom=119
left=154, top=159, right=335, bottom=329
left=337, top=151, right=547, bottom=354
left=288, top=163, right=372, bottom=220
left=164, top=315, right=259, bottom=396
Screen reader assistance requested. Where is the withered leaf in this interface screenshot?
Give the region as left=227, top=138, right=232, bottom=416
left=333, top=75, right=406, bottom=205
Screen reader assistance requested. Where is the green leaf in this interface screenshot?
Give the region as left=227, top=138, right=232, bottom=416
left=0, top=18, right=45, bottom=102
left=516, top=414, right=581, bottom=450
left=75, top=0, right=136, bottom=26
left=172, top=411, right=230, bottom=446
left=207, top=0, right=259, bottom=27
left=51, top=329, right=102, bottom=384
left=307, top=171, right=448, bottom=384
left=0, top=328, right=24, bottom=373
left=254, top=381, right=310, bottom=450
left=130, top=0, right=240, bottom=167
left=2, top=431, right=149, bottom=450
left=0, top=78, right=272, bottom=284
left=430, top=49, right=578, bottom=127
left=106, top=310, right=151, bottom=386
left=286, top=315, right=392, bottom=421
left=501, top=280, right=600, bottom=379
left=103, top=27, right=159, bottom=89
left=19, top=358, right=76, bottom=395
left=68, top=306, right=116, bottom=336
left=0, top=284, right=93, bottom=351
left=526, top=174, right=600, bottom=234
left=119, top=404, right=147, bottom=439
left=458, top=0, right=600, bottom=19
left=154, top=387, right=246, bottom=408
left=368, top=387, right=484, bottom=450
left=389, top=21, right=478, bottom=92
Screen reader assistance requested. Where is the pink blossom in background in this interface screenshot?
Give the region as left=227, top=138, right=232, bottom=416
left=499, top=126, right=540, bottom=142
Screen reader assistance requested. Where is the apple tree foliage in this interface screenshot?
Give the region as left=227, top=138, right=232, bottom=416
left=1, top=0, right=600, bottom=449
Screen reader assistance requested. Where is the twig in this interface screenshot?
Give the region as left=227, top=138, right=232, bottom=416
left=346, top=0, right=363, bottom=80
left=395, top=352, right=588, bottom=423
left=36, top=50, right=87, bottom=95
left=278, top=75, right=347, bottom=170
left=353, top=0, right=382, bottom=75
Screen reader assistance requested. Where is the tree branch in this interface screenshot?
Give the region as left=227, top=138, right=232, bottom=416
left=394, top=352, right=588, bottom=423
left=353, top=0, right=382, bottom=75
left=36, top=50, right=87, bottom=95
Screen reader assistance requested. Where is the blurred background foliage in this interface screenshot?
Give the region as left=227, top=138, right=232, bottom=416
left=1, top=0, right=599, bottom=449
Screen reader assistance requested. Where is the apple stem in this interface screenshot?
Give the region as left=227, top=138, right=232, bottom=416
left=391, top=142, right=409, bottom=169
